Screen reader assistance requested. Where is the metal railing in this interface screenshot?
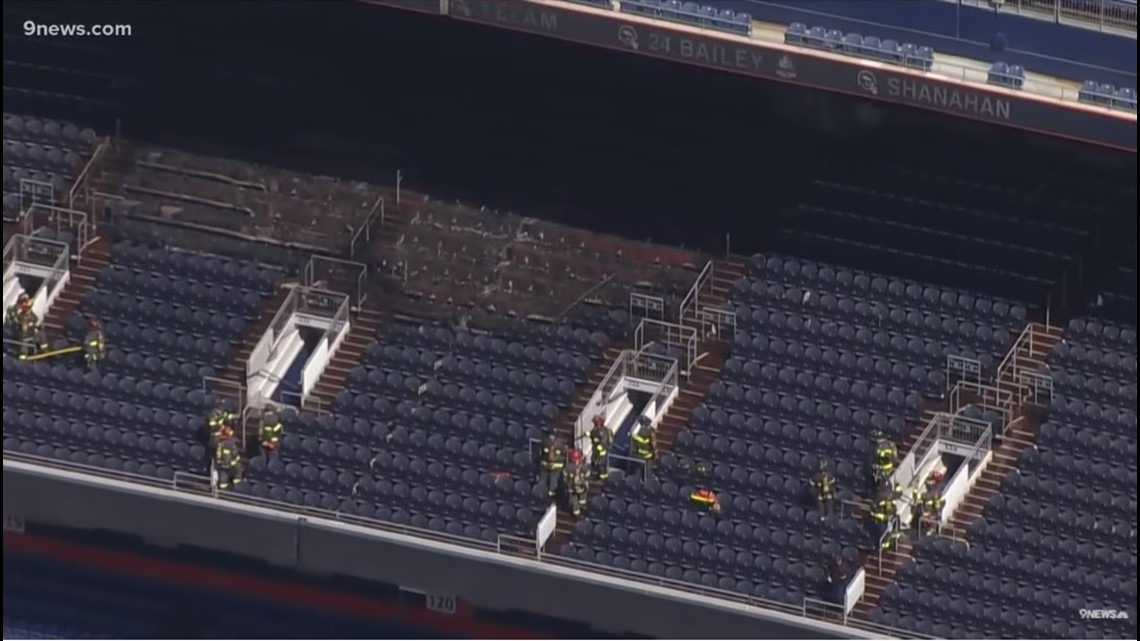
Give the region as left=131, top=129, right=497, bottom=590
left=21, top=203, right=91, bottom=259
left=959, top=0, right=1138, bottom=33
left=942, top=413, right=994, bottom=458
left=1016, top=368, right=1054, bottom=406
left=679, top=260, right=716, bottom=325
left=349, top=195, right=385, bottom=260
left=642, top=354, right=679, bottom=422
left=696, top=305, right=737, bottom=341
left=995, top=322, right=1058, bottom=393
left=946, top=354, right=983, bottom=388
left=574, top=351, right=627, bottom=458
left=202, top=375, right=246, bottom=413
left=497, top=533, right=540, bottom=558
left=633, top=318, right=698, bottom=377
left=803, top=597, right=847, bottom=625
left=68, top=137, right=111, bottom=213
left=279, top=388, right=331, bottom=415
left=629, top=292, right=666, bottom=324
left=304, top=256, right=368, bottom=311
left=2, top=446, right=930, bottom=639
left=876, top=516, right=902, bottom=574
left=948, top=379, right=1017, bottom=430
left=19, top=178, right=54, bottom=213
left=2, top=235, right=70, bottom=314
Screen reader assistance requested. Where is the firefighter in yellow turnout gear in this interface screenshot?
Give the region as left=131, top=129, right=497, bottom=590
left=920, top=481, right=945, bottom=536
left=631, top=416, right=657, bottom=477
left=206, top=403, right=236, bottom=446
left=538, top=434, right=567, bottom=499
left=10, top=293, right=48, bottom=358
left=84, top=317, right=106, bottom=369
left=812, top=460, right=837, bottom=520
left=871, top=431, right=898, bottom=488
left=563, top=448, right=590, bottom=517
left=588, top=415, right=612, bottom=481
left=213, top=432, right=244, bottom=490
left=871, top=483, right=902, bottom=551
left=259, top=408, right=283, bottom=453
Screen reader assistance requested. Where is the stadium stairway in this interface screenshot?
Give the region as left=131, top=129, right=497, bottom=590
left=309, top=307, right=385, bottom=410
left=852, top=537, right=915, bottom=620
left=545, top=258, right=743, bottom=550
left=947, top=322, right=1063, bottom=538
left=854, top=322, right=1063, bottom=618
left=547, top=344, right=625, bottom=550
left=42, top=237, right=111, bottom=335
left=658, top=257, right=744, bottom=451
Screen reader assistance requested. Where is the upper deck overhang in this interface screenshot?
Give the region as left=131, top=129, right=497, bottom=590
left=362, top=0, right=1137, bottom=153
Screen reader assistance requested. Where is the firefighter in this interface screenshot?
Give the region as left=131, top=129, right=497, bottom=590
left=564, top=448, right=589, bottom=517
left=588, top=414, right=612, bottom=481
left=911, top=484, right=926, bottom=534
left=871, top=431, right=898, bottom=488
left=206, top=403, right=235, bottom=444
left=538, top=434, right=567, bottom=499
left=826, top=554, right=851, bottom=604
left=12, top=293, right=47, bottom=357
left=259, top=407, right=283, bottom=452
left=812, top=460, right=837, bottom=520
left=921, top=481, right=945, bottom=536
left=5, top=292, right=26, bottom=325
left=870, top=483, right=901, bottom=550
left=630, top=416, right=657, bottom=477
left=83, top=317, right=106, bottom=369
left=689, top=487, right=721, bottom=513
left=214, top=434, right=244, bottom=490
left=880, top=515, right=902, bottom=552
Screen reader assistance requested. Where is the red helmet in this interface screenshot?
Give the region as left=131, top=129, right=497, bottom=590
left=592, top=415, right=605, bottom=428
left=568, top=448, right=583, bottom=465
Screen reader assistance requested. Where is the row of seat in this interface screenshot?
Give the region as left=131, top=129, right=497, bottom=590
left=621, top=0, right=752, bottom=36
left=96, top=266, right=269, bottom=314
left=387, top=321, right=607, bottom=362
left=111, top=241, right=282, bottom=292
left=746, top=255, right=1028, bottom=326
left=736, top=291, right=1015, bottom=354
left=988, top=62, right=1027, bottom=89
left=813, top=181, right=1084, bottom=258
left=365, top=341, right=592, bottom=381
left=784, top=23, right=933, bottom=70
left=3, top=114, right=98, bottom=150
left=4, top=141, right=86, bottom=171
left=1079, top=81, right=1138, bottom=112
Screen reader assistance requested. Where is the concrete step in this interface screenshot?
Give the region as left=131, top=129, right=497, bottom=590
left=311, top=311, right=386, bottom=408
left=43, top=239, right=113, bottom=332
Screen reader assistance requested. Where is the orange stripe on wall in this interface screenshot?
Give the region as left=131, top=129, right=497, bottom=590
left=3, top=531, right=549, bottom=640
